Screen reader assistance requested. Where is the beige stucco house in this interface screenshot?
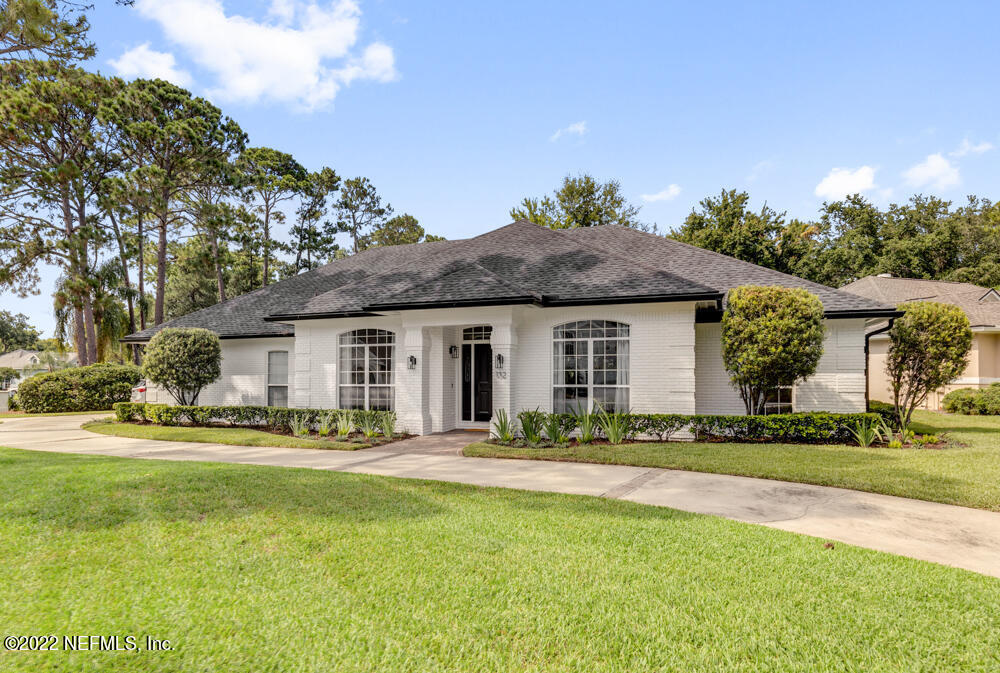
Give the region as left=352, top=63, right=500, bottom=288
left=841, top=275, right=1000, bottom=409
left=0, top=349, right=78, bottom=391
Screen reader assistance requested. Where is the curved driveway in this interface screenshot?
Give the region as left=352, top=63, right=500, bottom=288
left=3, top=414, right=1000, bottom=578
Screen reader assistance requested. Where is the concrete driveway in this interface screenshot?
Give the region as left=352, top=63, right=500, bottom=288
left=2, top=414, right=1000, bottom=579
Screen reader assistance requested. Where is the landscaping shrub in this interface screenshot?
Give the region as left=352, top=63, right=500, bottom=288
left=886, top=301, right=972, bottom=429
left=142, top=328, right=222, bottom=405
left=18, top=363, right=141, bottom=413
left=976, top=384, right=1000, bottom=415
left=687, top=412, right=880, bottom=443
left=867, top=400, right=898, bottom=427
left=942, top=388, right=981, bottom=415
left=113, top=402, right=386, bottom=434
left=721, top=285, right=825, bottom=415
left=113, top=403, right=880, bottom=445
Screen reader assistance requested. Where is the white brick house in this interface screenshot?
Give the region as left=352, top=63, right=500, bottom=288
left=122, top=221, right=898, bottom=434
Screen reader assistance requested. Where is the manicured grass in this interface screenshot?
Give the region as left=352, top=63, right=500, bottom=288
left=0, top=410, right=111, bottom=418
left=465, top=410, right=1000, bottom=511
left=1, top=447, right=998, bottom=672
left=83, top=419, right=366, bottom=451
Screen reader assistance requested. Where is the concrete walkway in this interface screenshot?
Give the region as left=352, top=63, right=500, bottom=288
left=3, top=414, right=1000, bottom=579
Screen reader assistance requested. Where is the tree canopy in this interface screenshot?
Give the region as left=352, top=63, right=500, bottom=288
left=720, top=286, right=825, bottom=415
left=886, top=301, right=972, bottom=429
left=0, top=310, right=39, bottom=352
left=511, top=174, right=651, bottom=230
left=0, top=0, right=93, bottom=62
left=142, top=327, right=221, bottom=405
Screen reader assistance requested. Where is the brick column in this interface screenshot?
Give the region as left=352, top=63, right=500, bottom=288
left=490, top=322, right=517, bottom=422
left=397, top=326, right=432, bottom=435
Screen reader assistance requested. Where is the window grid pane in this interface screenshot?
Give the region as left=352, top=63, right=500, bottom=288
left=267, top=386, right=288, bottom=408
left=339, top=329, right=396, bottom=410
left=267, top=351, right=288, bottom=385
left=553, top=321, right=629, bottom=414
left=462, top=325, right=492, bottom=341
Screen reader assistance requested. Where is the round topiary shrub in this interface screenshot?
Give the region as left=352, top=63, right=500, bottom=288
left=15, top=363, right=142, bottom=413
left=142, top=327, right=222, bottom=405
left=976, top=384, right=1000, bottom=415
left=942, top=388, right=981, bottom=415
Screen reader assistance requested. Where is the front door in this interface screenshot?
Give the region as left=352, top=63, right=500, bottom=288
left=461, top=342, right=493, bottom=422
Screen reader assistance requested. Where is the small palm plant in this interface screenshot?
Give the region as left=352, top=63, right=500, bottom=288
left=517, top=408, right=545, bottom=445
left=317, top=411, right=337, bottom=437
left=491, top=408, right=517, bottom=443
left=542, top=413, right=569, bottom=445
left=380, top=411, right=397, bottom=440
left=849, top=417, right=885, bottom=448
left=289, top=413, right=311, bottom=438
left=358, top=411, right=380, bottom=441
left=574, top=405, right=596, bottom=444
left=596, top=404, right=630, bottom=445
left=336, top=409, right=355, bottom=440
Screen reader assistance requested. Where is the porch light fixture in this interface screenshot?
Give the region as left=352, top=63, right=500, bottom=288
left=407, top=355, right=417, bottom=369
left=448, top=345, right=459, bottom=359
left=495, top=353, right=504, bottom=370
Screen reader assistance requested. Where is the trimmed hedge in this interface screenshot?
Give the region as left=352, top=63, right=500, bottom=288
left=867, top=400, right=899, bottom=428
left=114, top=402, right=879, bottom=444
left=114, top=402, right=384, bottom=431
left=17, top=364, right=141, bottom=413
left=686, top=412, right=878, bottom=443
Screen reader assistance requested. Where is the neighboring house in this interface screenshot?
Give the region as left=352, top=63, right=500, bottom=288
left=0, top=349, right=79, bottom=390
left=841, top=274, right=1000, bottom=409
left=121, top=220, right=896, bottom=434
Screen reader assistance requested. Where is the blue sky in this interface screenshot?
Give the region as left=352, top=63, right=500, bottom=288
left=4, top=0, right=1000, bottom=337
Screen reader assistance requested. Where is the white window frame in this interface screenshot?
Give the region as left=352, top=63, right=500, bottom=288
left=267, top=350, right=289, bottom=407
left=552, top=320, right=630, bottom=414
left=763, top=385, right=795, bottom=415
left=338, top=329, right=396, bottom=411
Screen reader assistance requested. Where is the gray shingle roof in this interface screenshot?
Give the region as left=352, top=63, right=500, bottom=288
left=563, top=226, right=896, bottom=314
left=123, top=220, right=894, bottom=342
left=841, top=275, right=1000, bottom=328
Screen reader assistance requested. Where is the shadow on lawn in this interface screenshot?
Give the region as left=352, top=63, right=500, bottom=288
left=0, top=449, right=448, bottom=531
left=0, top=448, right=704, bottom=532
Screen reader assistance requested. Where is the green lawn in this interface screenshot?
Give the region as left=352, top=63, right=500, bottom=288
left=84, top=419, right=365, bottom=451
left=464, top=410, right=1000, bottom=511
left=0, top=447, right=997, bottom=672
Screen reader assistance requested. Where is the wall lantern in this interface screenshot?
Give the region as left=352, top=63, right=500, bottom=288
left=448, top=345, right=460, bottom=359
left=407, top=355, right=417, bottom=370
left=495, top=353, right=504, bottom=370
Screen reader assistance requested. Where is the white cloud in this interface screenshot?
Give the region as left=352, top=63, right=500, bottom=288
left=641, top=184, right=682, bottom=203
left=903, top=153, right=960, bottom=190
left=131, top=0, right=396, bottom=110
left=550, top=120, right=587, bottom=142
left=108, top=42, right=192, bottom=87
left=814, top=166, right=877, bottom=200
left=950, top=138, right=994, bottom=157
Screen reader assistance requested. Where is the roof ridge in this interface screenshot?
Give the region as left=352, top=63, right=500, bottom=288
left=555, top=227, right=720, bottom=294
left=607, top=226, right=873, bottom=300
left=853, top=275, right=989, bottom=290
left=369, top=259, right=540, bottom=307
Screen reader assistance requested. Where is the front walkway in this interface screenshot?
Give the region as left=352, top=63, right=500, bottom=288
left=3, top=415, right=1000, bottom=578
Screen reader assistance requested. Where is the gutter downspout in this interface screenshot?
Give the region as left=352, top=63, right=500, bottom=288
left=864, top=318, right=895, bottom=410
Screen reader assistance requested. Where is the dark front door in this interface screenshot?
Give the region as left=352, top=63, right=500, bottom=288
left=462, top=343, right=493, bottom=422
left=474, top=343, right=493, bottom=421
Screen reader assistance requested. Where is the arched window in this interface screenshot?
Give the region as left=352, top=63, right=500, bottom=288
left=338, top=329, right=395, bottom=410
left=553, top=320, right=630, bottom=414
